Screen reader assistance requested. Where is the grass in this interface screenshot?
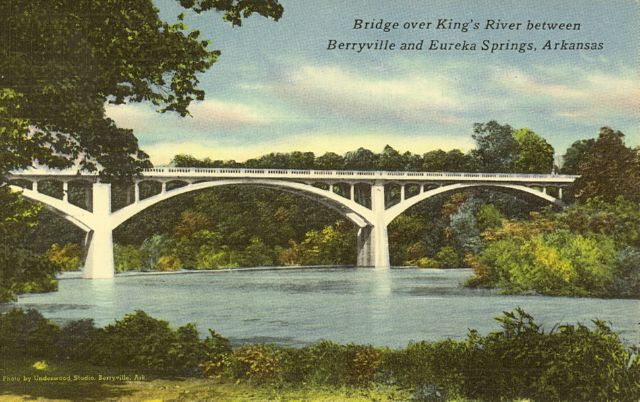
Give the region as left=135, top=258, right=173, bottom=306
left=0, top=357, right=411, bottom=401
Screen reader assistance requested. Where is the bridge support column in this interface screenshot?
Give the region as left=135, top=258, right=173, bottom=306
left=83, top=182, right=115, bottom=279
left=356, top=182, right=390, bottom=269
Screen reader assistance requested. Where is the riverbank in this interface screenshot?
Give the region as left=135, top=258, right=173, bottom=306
left=1, top=308, right=637, bottom=401
left=0, top=357, right=409, bottom=401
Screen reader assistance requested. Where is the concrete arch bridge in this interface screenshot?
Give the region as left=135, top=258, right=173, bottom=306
left=7, top=167, right=578, bottom=279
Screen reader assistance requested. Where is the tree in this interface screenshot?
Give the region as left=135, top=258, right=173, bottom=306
left=0, top=189, right=58, bottom=301
left=561, top=139, right=596, bottom=174
left=0, top=0, right=283, bottom=178
left=574, top=127, right=640, bottom=203
left=512, top=128, right=554, bottom=173
left=422, top=150, right=448, bottom=171
left=315, top=152, right=345, bottom=170
left=378, top=145, right=404, bottom=171
left=470, top=121, right=519, bottom=173
left=343, top=148, right=379, bottom=170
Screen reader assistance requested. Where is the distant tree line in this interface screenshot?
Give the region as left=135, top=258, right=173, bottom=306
left=172, top=121, right=555, bottom=174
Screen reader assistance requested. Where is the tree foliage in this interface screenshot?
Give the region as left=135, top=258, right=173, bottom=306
left=512, top=128, right=554, bottom=173
left=469, top=198, right=640, bottom=298
left=470, top=121, right=519, bottom=172
left=573, top=127, right=640, bottom=203
left=0, top=0, right=282, bottom=178
left=560, top=138, right=596, bottom=174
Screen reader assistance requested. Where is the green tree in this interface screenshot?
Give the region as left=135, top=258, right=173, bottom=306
left=573, top=127, right=640, bottom=202
left=343, top=148, right=379, bottom=170
left=0, top=0, right=282, bottom=178
left=476, top=203, right=503, bottom=232
left=315, top=152, right=345, bottom=170
left=378, top=145, right=404, bottom=171
left=422, top=149, right=474, bottom=172
left=470, top=121, right=519, bottom=173
left=512, top=128, right=554, bottom=173
left=561, top=138, right=596, bottom=174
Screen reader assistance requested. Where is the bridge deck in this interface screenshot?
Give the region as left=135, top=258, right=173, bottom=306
left=9, top=167, right=578, bottom=184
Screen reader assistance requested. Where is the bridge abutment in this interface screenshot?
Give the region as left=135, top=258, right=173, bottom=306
left=83, top=183, right=115, bottom=279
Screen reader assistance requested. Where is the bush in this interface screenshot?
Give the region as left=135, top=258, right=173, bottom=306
left=89, top=310, right=225, bottom=375
left=47, top=243, right=82, bottom=271
left=612, top=247, right=640, bottom=298
left=229, top=344, right=284, bottom=383
left=415, top=256, right=440, bottom=268
left=140, top=234, right=174, bottom=270
left=0, top=309, right=60, bottom=358
left=468, top=231, right=617, bottom=297
left=200, top=329, right=233, bottom=378
left=281, top=341, right=382, bottom=387
left=55, top=319, right=100, bottom=360
left=114, top=244, right=143, bottom=272
left=378, top=340, right=465, bottom=397
left=460, top=308, right=640, bottom=401
left=157, top=255, right=182, bottom=271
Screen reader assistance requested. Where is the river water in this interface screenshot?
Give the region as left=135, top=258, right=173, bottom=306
left=3, top=268, right=639, bottom=347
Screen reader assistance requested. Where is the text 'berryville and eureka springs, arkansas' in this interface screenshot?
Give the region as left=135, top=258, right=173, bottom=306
left=325, top=18, right=604, bottom=53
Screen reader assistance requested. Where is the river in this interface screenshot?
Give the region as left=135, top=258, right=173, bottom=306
left=3, top=268, right=638, bottom=347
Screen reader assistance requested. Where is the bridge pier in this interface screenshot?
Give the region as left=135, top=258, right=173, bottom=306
left=356, top=182, right=390, bottom=269
left=83, top=182, right=115, bottom=279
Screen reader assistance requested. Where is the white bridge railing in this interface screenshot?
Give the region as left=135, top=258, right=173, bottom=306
left=140, top=167, right=577, bottom=183
left=8, top=167, right=578, bottom=183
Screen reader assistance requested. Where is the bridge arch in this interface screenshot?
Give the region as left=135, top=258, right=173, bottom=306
left=9, top=185, right=94, bottom=231
left=384, top=182, right=563, bottom=226
left=109, top=179, right=375, bottom=230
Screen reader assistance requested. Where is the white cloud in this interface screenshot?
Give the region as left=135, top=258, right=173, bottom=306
left=104, top=103, right=154, bottom=131
left=253, top=65, right=464, bottom=125
left=188, top=99, right=272, bottom=128
left=105, top=98, right=273, bottom=132
left=492, top=66, right=640, bottom=123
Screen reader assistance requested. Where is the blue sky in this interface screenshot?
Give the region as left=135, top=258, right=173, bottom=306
left=105, top=0, right=640, bottom=165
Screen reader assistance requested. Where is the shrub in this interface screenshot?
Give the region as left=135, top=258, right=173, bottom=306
left=460, top=308, right=640, bottom=401
left=140, top=234, right=174, bottom=270
left=415, top=256, right=440, bottom=268
left=0, top=309, right=60, bottom=358
left=229, top=344, right=284, bottom=383
left=200, top=329, right=233, bottom=378
left=611, top=247, right=640, bottom=298
left=346, top=344, right=382, bottom=386
left=114, top=244, right=143, bottom=272
left=89, top=310, right=223, bottom=375
left=378, top=340, right=465, bottom=397
left=300, top=340, right=349, bottom=386
left=157, top=255, right=182, bottom=271
left=433, top=246, right=461, bottom=268
left=468, top=231, right=617, bottom=297
left=47, top=243, right=82, bottom=271
left=55, top=319, right=100, bottom=360
left=166, top=323, right=210, bottom=376
left=285, top=341, right=382, bottom=387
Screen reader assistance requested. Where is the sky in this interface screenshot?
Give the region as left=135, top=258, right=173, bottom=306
left=105, top=0, right=640, bottom=165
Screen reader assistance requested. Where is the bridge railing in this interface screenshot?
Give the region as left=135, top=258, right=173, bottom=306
left=7, top=167, right=579, bottom=183
left=139, top=167, right=578, bottom=183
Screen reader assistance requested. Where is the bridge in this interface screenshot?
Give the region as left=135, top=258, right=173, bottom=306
left=7, top=167, right=578, bottom=279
